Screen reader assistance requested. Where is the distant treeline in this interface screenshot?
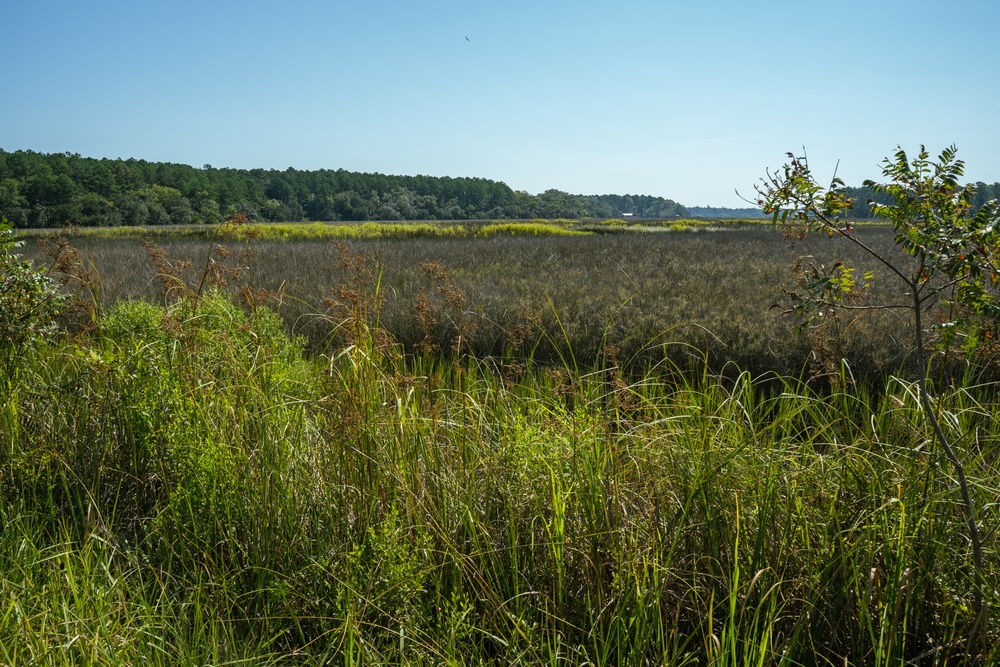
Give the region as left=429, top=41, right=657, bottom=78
left=687, top=206, right=767, bottom=218
left=689, top=182, right=1000, bottom=219
left=0, top=150, right=688, bottom=228
left=844, top=184, right=1000, bottom=218
left=4, top=150, right=994, bottom=228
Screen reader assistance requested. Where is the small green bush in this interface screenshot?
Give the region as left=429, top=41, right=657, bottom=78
left=0, top=222, right=65, bottom=364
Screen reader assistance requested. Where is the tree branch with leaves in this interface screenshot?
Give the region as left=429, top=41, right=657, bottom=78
left=756, top=145, right=1000, bottom=656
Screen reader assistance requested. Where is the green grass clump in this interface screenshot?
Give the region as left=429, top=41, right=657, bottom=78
left=475, top=222, right=588, bottom=237
left=237, top=221, right=471, bottom=241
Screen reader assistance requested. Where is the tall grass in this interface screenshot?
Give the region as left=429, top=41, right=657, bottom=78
left=2, top=234, right=999, bottom=664
left=20, top=226, right=937, bottom=383
left=20, top=218, right=687, bottom=243
left=4, top=224, right=998, bottom=661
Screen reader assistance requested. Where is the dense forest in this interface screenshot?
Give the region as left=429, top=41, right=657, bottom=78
left=2, top=150, right=996, bottom=228
left=0, top=150, right=689, bottom=227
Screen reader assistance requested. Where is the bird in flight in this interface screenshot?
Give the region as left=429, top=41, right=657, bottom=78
left=465, top=36, right=470, bottom=41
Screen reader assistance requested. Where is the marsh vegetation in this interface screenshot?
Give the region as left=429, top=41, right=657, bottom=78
left=21, top=223, right=922, bottom=380
left=2, top=220, right=999, bottom=665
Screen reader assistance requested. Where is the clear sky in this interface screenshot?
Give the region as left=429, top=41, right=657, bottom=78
left=3, top=0, right=998, bottom=207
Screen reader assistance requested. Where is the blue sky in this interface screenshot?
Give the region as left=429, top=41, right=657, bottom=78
left=3, top=0, right=998, bottom=207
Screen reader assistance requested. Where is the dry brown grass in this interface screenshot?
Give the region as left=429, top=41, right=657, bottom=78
left=20, top=226, right=922, bottom=381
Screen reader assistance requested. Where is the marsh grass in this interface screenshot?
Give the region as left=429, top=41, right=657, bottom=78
left=3, top=225, right=998, bottom=664
left=20, top=225, right=933, bottom=384
left=15, top=217, right=768, bottom=243
left=4, top=323, right=999, bottom=664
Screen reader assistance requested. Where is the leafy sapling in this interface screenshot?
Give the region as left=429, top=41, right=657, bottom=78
left=755, top=145, right=1000, bottom=650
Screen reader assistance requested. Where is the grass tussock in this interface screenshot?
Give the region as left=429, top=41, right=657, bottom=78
left=242, top=221, right=471, bottom=241
left=3, top=226, right=999, bottom=664
left=475, top=222, right=587, bottom=237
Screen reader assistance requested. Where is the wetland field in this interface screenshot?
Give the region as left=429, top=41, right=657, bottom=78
left=21, top=222, right=921, bottom=379
left=3, top=221, right=999, bottom=665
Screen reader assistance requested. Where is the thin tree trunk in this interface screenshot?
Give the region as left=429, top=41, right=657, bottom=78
left=913, top=293, right=985, bottom=659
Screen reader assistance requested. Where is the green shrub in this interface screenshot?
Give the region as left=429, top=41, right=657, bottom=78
left=0, top=221, right=65, bottom=365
